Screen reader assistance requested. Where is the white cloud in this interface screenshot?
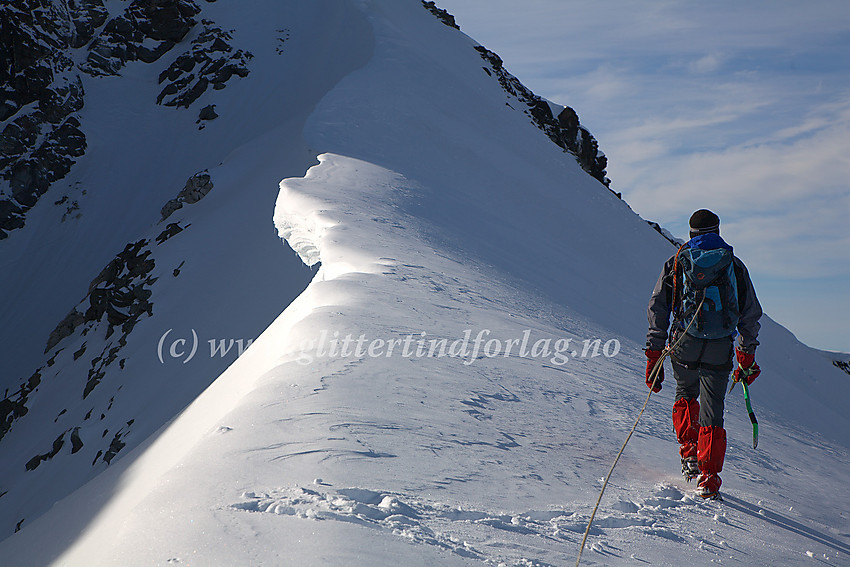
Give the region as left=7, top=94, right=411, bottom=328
left=687, top=53, right=725, bottom=74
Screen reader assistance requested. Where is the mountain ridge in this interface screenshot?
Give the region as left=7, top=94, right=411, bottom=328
left=1, top=1, right=848, bottom=565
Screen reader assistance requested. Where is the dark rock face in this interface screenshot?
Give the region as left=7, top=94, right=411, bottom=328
left=0, top=0, right=88, bottom=240
left=0, top=371, right=40, bottom=443
left=646, top=220, right=682, bottom=248
left=419, top=3, right=611, bottom=189
left=81, top=0, right=202, bottom=76
left=3, top=207, right=192, bottom=443
left=67, top=0, right=110, bottom=49
left=157, top=21, right=252, bottom=108
left=82, top=239, right=156, bottom=336
left=199, top=103, right=218, bottom=121
left=2, top=232, right=168, bottom=482
left=1, top=0, right=248, bottom=240
left=160, top=170, right=213, bottom=220
left=1, top=0, right=246, bottom=482
left=24, top=416, right=133, bottom=472
left=421, top=1, right=460, bottom=30
left=25, top=430, right=67, bottom=471
left=36, top=238, right=157, bottom=402
left=474, top=46, right=610, bottom=188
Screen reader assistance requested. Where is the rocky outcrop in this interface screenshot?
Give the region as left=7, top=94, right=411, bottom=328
left=42, top=240, right=157, bottom=355
left=67, top=0, right=110, bottom=49
left=0, top=370, right=40, bottom=442
left=25, top=430, right=67, bottom=471
left=23, top=415, right=133, bottom=472
left=198, top=104, right=218, bottom=121
left=81, top=0, right=201, bottom=76
left=646, top=220, right=683, bottom=248
left=157, top=21, right=252, bottom=108
left=0, top=0, right=88, bottom=240
left=2, top=208, right=195, bottom=441
left=38, top=238, right=157, bottom=402
left=1, top=0, right=248, bottom=240
left=160, top=170, right=213, bottom=220
left=421, top=1, right=460, bottom=30
left=420, top=3, right=610, bottom=189
left=474, top=46, right=610, bottom=188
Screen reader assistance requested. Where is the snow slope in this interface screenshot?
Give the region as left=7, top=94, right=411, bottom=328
left=0, top=0, right=370, bottom=538
left=2, top=1, right=849, bottom=566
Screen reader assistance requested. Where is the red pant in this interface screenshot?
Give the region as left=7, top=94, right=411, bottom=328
left=673, top=397, right=726, bottom=474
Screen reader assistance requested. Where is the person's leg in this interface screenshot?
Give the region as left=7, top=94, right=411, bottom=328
left=695, top=339, right=733, bottom=497
left=698, top=365, right=728, bottom=427
left=671, top=360, right=700, bottom=476
left=670, top=333, right=707, bottom=478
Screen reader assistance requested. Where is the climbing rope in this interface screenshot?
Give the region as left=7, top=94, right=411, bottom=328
left=574, top=295, right=704, bottom=567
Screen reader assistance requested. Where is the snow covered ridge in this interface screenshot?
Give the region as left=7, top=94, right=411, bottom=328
left=1, top=1, right=848, bottom=565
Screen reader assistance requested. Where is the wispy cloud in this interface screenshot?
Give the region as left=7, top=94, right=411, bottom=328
left=686, top=52, right=725, bottom=74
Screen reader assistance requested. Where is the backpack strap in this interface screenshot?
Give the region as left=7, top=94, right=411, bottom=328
left=733, top=260, right=746, bottom=313
left=671, top=243, right=688, bottom=322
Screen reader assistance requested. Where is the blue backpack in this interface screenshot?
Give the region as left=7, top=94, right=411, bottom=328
left=675, top=245, right=740, bottom=339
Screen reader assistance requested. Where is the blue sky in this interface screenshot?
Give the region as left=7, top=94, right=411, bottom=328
left=437, top=0, right=850, bottom=353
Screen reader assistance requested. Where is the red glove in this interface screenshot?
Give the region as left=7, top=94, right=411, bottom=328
left=732, top=348, right=760, bottom=385
left=645, top=349, right=664, bottom=392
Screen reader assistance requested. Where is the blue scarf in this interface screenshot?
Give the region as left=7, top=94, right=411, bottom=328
left=688, top=232, right=733, bottom=252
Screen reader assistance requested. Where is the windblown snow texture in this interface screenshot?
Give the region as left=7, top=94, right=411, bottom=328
left=1, top=1, right=848, bottom=566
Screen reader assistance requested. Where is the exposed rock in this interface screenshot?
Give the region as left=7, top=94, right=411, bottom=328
left=157, top=21, right=252, bottom=108
left=45, top=310, right=86, bottom=353
left=421, top=1, right=460, bottom=30
left=180, top=171, right=213, bottom=203
left=102, top=427, right=128, bottom=465
left=38, top=238, right=157, bottom=401
left=67, top=0, right=109, bottom=49
left=646, top=221, right=682, bottom=248
left=156, top=222, right=186, bottom=244
left=199, top=104, right=218, bottom=121
left=25, top=430, right=67, bottom=471
left=416, top=1, right=614, bottom=189
left=70, top=427, right=84, bottom=453
left=81, top=0, right=202, bottom=76
left=0, top=1, right=87, bottom=239
left=474, top=45, right=610, bottom=188
left=160, top=170, right=213, bottom=220
left=159, top=198, right=184, bottom=222
left=0, top=2, right=256, bottom=240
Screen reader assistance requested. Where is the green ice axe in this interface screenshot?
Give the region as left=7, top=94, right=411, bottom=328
left=730, top=367, right=759, bottom=449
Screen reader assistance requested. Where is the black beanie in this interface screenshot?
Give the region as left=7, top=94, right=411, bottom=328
left=689, top=209, right=720, bottom=237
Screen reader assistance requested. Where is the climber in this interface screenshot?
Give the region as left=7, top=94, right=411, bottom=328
left=645, top=209, right=763, bottom=499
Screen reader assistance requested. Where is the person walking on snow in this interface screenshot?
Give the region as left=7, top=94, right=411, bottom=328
left=645, top=209, right=763, bottom=499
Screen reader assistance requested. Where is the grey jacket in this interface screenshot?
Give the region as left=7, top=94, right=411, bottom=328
left=646, top=251, right=762, bottom=353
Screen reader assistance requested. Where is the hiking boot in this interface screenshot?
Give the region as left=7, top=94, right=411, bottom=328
left=682, top=457, right=700, bottom=481
left=696, top=473, right=722, bottom=499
